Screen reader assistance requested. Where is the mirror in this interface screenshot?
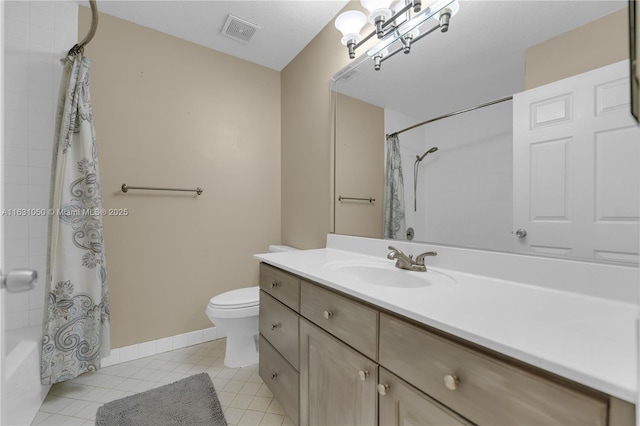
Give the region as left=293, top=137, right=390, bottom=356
left=332, top=0, right=639, bottom=264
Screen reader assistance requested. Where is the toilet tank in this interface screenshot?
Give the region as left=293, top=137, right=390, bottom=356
left=268, top=245, right=298, bottom=253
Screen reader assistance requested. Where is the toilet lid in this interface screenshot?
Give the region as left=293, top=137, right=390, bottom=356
left=208, top=286, right=259, bottom=309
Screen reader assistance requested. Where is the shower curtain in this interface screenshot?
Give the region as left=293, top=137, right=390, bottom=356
left=383, top=134, right=406, bottom=239
left=41, top=53, right=110, bottom=384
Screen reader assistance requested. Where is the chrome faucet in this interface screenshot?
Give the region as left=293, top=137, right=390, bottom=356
left=387, top=246, right=437, bottom=272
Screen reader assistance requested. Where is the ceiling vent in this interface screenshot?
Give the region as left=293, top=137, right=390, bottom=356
left=334, top=67, right=361, bottom=83
left=221, top=14, right=260, bottom=45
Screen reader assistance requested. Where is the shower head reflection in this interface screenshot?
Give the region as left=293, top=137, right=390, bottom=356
left=416, top=146, right=438, bottom=162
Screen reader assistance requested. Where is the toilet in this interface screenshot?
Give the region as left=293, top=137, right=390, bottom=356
left=206, top=245, right=297, bottom=368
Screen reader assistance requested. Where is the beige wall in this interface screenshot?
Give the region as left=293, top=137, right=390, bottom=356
left=79, top=9, right=281, bottom=348
left=334, top=93, right=384, bottom=238
left=525, top=8, right=629, bottom=89
left=280, top=1, right=379, bottom=249
left=280, top=15, right=350, bottom=249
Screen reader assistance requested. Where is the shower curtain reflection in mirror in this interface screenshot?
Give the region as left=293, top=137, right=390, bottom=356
left=383, top=134, right=406, bottom=239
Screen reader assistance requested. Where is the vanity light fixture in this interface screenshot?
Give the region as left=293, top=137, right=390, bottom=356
left=335, top=0, right=460, bottom=70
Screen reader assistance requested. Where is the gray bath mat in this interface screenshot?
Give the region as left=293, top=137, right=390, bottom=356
left=95, top=373, right=227, bottom=426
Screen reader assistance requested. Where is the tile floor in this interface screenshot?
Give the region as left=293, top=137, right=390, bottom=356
left=31, top=338, right=294, bottom=426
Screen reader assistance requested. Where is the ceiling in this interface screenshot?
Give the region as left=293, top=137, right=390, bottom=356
left=87, top=0, right=629, bottom=117
left=85, top=0, right=350, bottom=71
left=334, top=0, right=628, bottom=121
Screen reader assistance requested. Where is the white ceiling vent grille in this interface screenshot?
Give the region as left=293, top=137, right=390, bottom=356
left=221, top=14, right=260, bottom=45
left=333, top=67, right=361, bottom=83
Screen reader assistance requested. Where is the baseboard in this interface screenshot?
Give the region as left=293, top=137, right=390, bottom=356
left=101, top=326, right=226, bottom=368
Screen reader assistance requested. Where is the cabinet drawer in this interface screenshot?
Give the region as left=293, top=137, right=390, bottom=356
left=300, top=281, right=378, bottom=360
left=259, top=336, right=299, bottom=425
left=259, top=290, right=299, bottom=370
left=379, top=314, right=608, bottom=426
left=259, top=264, right=299, bottom=311
left=378, top=368, right=473, bottom=426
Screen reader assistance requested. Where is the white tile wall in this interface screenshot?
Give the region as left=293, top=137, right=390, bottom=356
left=3, top=0, right=78, bottom=330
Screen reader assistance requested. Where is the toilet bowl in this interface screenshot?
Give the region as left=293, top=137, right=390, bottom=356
left=206, top=245, right=297, bottom=368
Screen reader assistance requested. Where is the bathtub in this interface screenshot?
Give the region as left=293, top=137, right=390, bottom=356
left=3, top=326, right=50, bottom=426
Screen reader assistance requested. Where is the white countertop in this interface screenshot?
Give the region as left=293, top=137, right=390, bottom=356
left=255, top=247, right=638, bottom=403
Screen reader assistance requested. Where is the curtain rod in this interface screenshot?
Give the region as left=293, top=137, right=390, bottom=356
left=68, top=0, right=99, bottom=57
left=387, top=95, right=513, bottom=138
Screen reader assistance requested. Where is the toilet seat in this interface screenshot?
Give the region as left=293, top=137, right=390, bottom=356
left=207, top=286, right=259, bottom=318
left=208, top=286, right=259, bottom=309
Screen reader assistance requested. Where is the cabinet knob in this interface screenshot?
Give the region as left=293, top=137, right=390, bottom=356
left=270, top=281, right=278, bottom=288
left=271, top=322, right=280, bottom=330
left=377, top=383, right=390, bottom=396
left=358, top=370, right=369, bottom=381
left=444, top=374, right=460, bottom=391
left=270, top=373, right=278, bottom=380
left=323, top=310, right=334, bottom=319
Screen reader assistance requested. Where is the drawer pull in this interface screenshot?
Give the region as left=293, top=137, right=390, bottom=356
left=270, top=281, right=278, bottom=288
left=444, top=374, right=460, bottom=391
left=377, top=383, right=390, bottom=396
left=358, top=370, right=369, bottom=381
left=271, top=322, right=280, bottom=330
left=270, top=372, right=278, bottom=380
left=323, top=310, right=334, bottom=319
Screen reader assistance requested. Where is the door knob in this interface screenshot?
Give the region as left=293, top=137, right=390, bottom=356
left=323, top=310, right=333, bottom=319
left=1, top=269, right=37, bottom=293
left=271, top=322, right=280, bottom=330
left=270, top=281, right=278, bottom=288
left=515, top=228, right=527, bottom=238
left=270, top=373, right=278, bottom=380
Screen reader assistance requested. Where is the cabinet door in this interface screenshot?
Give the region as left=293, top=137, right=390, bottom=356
left=300, top=319, right=377, bottom=426
left=378, top=368, right=473, bottom=426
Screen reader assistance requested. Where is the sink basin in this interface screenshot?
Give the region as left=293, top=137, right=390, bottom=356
left=323, top=260, right=455, bottom=288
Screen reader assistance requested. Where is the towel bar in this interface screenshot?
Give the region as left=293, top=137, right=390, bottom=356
left=121, top=184, right=203, bottom=196
left=338, top=196, right=375, bottom=203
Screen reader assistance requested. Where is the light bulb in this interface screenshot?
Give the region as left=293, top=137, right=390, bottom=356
left=361, top=0, right=393, bottom=37
left=433, top=0, right=460, bottom=19
left=335, top=10, right=367, bottom=46
left=361, top=0, right=394, bottom=21
left=433, top=1, right=460, bottom=32
left=391, top=1, right=408, bottom=27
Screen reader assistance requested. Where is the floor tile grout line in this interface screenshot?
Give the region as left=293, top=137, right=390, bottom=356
left=32, top=338, right=292, bottom=426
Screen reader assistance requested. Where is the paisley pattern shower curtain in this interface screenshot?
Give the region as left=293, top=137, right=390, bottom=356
left=383, top=134, right=406, bottom=239
left=41, top=54, right=110, bottom=384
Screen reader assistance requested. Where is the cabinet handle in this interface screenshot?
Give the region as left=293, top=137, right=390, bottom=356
left=270, top=373, right=278, bottom=380
left=444, top=374, right=460, bottom=391
left=270, top=281, right=278, bottom=288
left=323, top=310, right=334, bottom=319
left=358, top=370, right=369, bottom=381
left=271, top=322, right=280, bottom=330
left=377, top=383, right=390, bottom=396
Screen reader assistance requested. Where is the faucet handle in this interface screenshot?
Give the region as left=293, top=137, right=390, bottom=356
left=415, top=251, right=437, bottom=265
left=387, top=246, right=402, bottom=259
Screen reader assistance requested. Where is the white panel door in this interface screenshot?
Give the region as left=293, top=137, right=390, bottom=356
left=513, top=61, right=639, bottom=263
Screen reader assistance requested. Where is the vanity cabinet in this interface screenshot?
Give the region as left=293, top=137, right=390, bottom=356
left=258, top=264, right=301, bottom=424
left=378, top=368, right=472, bottom=426
left=379, top=314, right=608, bottom=425
left=300, top=281, right=378, bottom=361
left=299, top=319, right=378, bottom=425
left=258, top=263, right=635, bottom=426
